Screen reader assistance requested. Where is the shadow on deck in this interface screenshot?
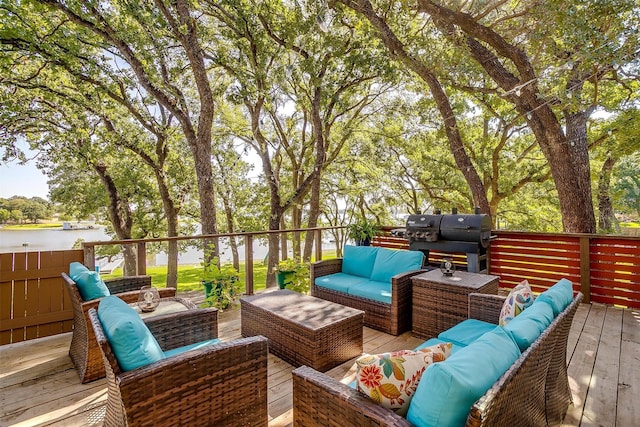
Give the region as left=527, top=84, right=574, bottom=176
left=1, top=292, right=638, bottom=426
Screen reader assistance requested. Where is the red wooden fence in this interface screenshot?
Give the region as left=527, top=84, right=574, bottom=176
left=375, top=229, right=640, bottom=309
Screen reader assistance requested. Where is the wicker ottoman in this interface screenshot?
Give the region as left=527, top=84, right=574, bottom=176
left=412, top=269, right=499, bottom=339
left=241, top=290, right=364, bottom=372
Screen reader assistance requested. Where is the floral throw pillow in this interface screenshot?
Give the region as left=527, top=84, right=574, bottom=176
left=355, top=343, right=452, bottom=416
left=499, top=279, right=534, bottom=326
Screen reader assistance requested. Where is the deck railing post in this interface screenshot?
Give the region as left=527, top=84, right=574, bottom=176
left=244, top=234, right=254, bottom=295
left=579, top=235, right=591, bottom=304
left=314, top=229, right=322, bottom=261
left=137, top=242, right=147, bottom=276
left=83, top=244, right=96, bottom=270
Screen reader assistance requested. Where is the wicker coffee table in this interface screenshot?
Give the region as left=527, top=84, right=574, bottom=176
left=241, top=290, right=364, bottom=372
left=412, top=269, right=499, bottom=339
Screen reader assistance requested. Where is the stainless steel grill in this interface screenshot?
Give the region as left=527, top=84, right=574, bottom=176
left=394, top=209, right=492, bottom=273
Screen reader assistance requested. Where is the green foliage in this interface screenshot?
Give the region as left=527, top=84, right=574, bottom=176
left=200, top=245, right=242, bottom=310
left=276, top=258, right=310, bottom=294
left=347, top=219, right=380, bottom=243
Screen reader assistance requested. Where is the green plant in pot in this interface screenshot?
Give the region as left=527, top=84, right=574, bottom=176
left=275, top=258, right=311, bottom=294
left=201, top=246, right=241, bottom=310
left=347, top=219, right=380, bottom=246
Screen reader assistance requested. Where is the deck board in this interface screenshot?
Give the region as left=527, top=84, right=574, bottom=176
left=1, top=297, right=637, bottom=427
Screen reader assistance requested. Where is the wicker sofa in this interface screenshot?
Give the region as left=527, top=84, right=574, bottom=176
left=62, top=271, right=176, bottom=383
left=311, top=245, right=425, bottom=335
left=293, top=282, right=583, bottom=426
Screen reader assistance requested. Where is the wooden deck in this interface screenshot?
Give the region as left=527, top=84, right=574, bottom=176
left=1, top=297, right=638, bottom=426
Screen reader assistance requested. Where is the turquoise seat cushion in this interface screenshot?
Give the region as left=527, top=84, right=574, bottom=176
left=504, top=298, right=555, bottom=351
left=314, top=272, right=369, bottom=294
left=437, top=319, right=497, bottom=347
left=347, top=280, right=392, bottom=304
left=536, top=278, right=574, bottom=316
left=97, top=295, right=165, bottom=371
left=342, top=245, right=379, bottom=278
left=415, top=337, right=465, bottom=355
left=163, top=338, right=222, bottom=358
left=407, top=326, right=521, bottom=427
left=69, top=262, right=110, bottom=301
left=369, top=248, right=424, bottom=283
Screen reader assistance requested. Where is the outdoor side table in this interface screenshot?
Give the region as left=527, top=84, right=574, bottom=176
left=412, top=269, right=499, bottom=339
left=241, top=289, right=364, bottom=372
left=131, top=296, right=197, bottom=318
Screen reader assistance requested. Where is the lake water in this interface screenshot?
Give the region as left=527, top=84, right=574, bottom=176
left=0, top=227, right=272, bottom=265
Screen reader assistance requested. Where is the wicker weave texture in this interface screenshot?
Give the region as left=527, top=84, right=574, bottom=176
left=89, top=307, right=269, bottom=426
left=62, top=272, right=176, bottom=383
left=412, top=270, right=499, bottom=339
left=310, top=258, right=421, bottom=336
left=241, top=290, right=364, bottom=372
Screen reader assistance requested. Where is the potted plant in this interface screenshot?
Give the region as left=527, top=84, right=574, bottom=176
left=347, top=219, right=380, bottom=246
left=201, top=247, right=241, bottom=310
left=275, top=258, right=311, bottom=294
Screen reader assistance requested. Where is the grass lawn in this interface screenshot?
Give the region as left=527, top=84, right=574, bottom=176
left=102, top=250, right=339, bottom=293
left=1, top=222, right=64, bottom=230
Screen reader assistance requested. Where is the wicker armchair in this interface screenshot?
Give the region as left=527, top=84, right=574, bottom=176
left=62, top=272, right=176, bottom=383
left=292, top=292, right=583, bottom=427
left=310, top=258, right=424, bottom=335
left=88, top=307, right=269, bottom=427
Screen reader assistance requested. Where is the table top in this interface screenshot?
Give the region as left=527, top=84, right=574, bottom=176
left=241, top=289, right=364, bottom=329
left=131, top=297, right=196, bottom=318
left=412, top=269, right=499, bottom=289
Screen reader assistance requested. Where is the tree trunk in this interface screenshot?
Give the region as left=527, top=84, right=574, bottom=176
left=93, top=163, right=136, bottom=275
left=598, top=155, right=617, bottom=234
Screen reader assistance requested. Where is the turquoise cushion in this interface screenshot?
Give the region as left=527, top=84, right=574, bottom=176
left=163, top=338, right=221, bottom=358
left=314, top=272, right=369, bottom=294
left=415, top=337, right=465, bottom=355
left=97, top=295, right=165, bottom=371
left=369, top=248, right=424, bottom=283
left=437, top=319, right=497, bottom=347
left=69, top=262, right=110, bottom=301
left=407, top=326, right=521, bottom=427
left=347, top=280, right=392, bottom=304
left=536, top=278, right=574, bottom=316
left=342, top=245, right=379, bottom=278
left=504, top=298, right=555, bottom=351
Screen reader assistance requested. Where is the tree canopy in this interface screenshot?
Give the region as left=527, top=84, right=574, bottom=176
left=1, top=0, right=638, bottom=272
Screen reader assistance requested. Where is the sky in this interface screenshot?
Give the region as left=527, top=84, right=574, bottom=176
left=0, top=146, right=50, bottom=200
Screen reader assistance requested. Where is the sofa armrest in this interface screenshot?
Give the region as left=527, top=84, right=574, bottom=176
left=468, top=293, right=505, bottom=324
left=310, top=258, right=343, bottom=279
left=293, top=366, right=411, bottom=426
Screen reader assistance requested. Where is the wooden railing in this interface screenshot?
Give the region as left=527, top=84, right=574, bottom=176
left=2, top=228, right=639, bottom=345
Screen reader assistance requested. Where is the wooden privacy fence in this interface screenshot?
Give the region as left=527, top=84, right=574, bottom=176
left=0, top=250, right=82, bottom=345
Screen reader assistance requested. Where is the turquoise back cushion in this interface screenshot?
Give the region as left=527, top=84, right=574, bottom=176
left=342, top=245, right=379, bottom=278
left=437, top=319, right=497, bottom=347
left=369, top=248, right=424, bottom=283
left=536, top=278, right=574, bottom=316
left=69, top=262, right=110, bottom=301
left=504, top=299, right=554, bottom=351
left=407, top=326, right=521, bottom=427
left=97, top=295, right=165, bottom=371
